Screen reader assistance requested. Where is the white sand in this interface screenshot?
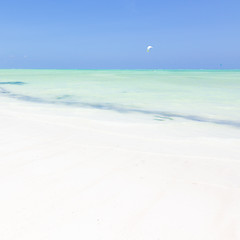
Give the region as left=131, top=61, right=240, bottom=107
left=0, top=96, right=240, bottom=240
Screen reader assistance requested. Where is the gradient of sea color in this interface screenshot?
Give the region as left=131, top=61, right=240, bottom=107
left=0, top=69, right=240, bottom=127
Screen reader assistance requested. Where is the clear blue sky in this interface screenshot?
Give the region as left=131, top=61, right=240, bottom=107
left=1, top=0, right=240, bottom=69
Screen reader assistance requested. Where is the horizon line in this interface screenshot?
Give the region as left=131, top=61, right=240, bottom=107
left=1, top=68, right=240, bottom=71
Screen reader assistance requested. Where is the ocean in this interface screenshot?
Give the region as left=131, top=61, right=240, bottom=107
left=0, top=69, right=240, bottom=128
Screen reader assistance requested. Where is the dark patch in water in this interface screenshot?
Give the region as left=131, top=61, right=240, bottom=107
left=1, top=87, right=240, bottom=128
left=154, top=115, right=174, bottom=121
left=56, top=95, right=72, bottom=100
left=154, top=118, right=164, bottom=121
left=0, top=87, right=50, bottom=103
left=0, top=81, right=26, bottom=85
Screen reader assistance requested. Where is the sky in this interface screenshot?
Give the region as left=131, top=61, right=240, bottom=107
left=0, top=0, right=240, bottom=69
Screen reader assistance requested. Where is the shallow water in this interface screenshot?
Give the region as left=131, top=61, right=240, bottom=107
left=0, top=69, right=240, bottom=127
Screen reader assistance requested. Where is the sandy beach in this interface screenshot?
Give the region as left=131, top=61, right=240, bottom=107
left=0, top=94, right=240, bottom=240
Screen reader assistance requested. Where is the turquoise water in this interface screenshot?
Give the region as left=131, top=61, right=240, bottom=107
left=0, top=69, right=240, bottom=127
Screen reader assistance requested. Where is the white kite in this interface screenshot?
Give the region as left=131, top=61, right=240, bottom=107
left=147, top=46, right=153, bottom=52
